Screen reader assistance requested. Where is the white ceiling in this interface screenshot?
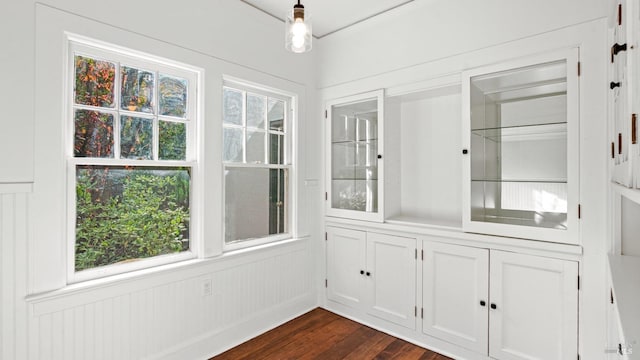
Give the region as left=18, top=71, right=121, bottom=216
left=242, top=0, right=415, bottom=38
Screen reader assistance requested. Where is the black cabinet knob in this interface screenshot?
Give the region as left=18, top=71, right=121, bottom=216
left=462, top=149, right=468, bottom=155
left=377, top=154, right=382, bottom=159
left=480, top=300, right=486, bottom=307
left=360, top=270, right=364, bottom=275
left=490, top=303, right=497, bottom=310
left=611, top=81, right=621, bottom=90
left=366, top=271, right=371, bottom=276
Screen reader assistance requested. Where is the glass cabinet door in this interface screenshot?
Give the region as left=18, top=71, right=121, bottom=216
left=326, top=90, right=384, bottom=222
left=462, top=49, right=579, bottom=244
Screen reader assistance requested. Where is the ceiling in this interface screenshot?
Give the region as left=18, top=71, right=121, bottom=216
left=241, top=0, right=415, bottom=38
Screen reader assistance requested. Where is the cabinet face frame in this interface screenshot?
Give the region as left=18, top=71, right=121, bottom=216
left=461, top=48, right=580, bottom=244
left=325, top=90, right=385, bottom=222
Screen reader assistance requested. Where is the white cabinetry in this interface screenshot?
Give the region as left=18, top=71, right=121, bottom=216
left=325, top=90, right=385, bottom=222
left=422, top=240, right=578, bottom=360
left=326, top=226, right=416, bottom=329
left=462, top=49, right=580, bottom=244
left=610, top=0, right=640, bottom=188
left=422, top=241, right=489, bottom=354
left=489, top=250, right=578, bottom=360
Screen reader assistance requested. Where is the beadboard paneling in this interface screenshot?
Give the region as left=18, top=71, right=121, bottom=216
left=29, top=244, right=314, bottom=360
left=1, top=192, right=30, bottom=360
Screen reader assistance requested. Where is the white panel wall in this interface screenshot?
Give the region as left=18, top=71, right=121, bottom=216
left=29, top=240, right=315, bottom=360
left=1, top=190, right=30, bottom=360
left=316, top=0, right=605, bottom=88
left=1, top=0, right=321, bottom=359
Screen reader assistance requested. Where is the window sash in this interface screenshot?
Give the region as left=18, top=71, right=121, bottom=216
left=67, top=39, right=200, bottom=282
left=222, top=81, right=293, bottom=250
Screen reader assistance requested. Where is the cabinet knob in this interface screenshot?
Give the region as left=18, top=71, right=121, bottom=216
left=377, top=154, right=382, bottom=159
left=480, top=300, right=486, bottom=307
left=366, top=271, right=371, bottom=276
left=360, top=270, right=364, bottom=275
left=462, top=149, right=468, bottom=155
left=610, top=81, right=621, bottom=90
left=490, top=303, right=497, bottom=310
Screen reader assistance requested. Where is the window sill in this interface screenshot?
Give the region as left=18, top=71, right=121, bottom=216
left=26, top=236, right=310, bottom=308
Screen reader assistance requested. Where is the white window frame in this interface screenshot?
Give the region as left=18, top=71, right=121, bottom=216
left=65, top=35, right=202, bottom=283
left=222, top=78, right=295, bottom=251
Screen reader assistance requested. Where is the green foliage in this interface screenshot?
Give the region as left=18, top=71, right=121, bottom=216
left=159, top=121, right=186, bottom=160
left=75, top=167, right=190, bottom=271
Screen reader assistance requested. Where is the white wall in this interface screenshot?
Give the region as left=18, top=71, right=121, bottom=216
left=1, top=1, right=321, bottom=359
left=316, top=0, right=606, bottom=88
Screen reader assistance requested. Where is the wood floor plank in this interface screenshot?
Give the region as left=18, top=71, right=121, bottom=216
left=210, top=308, right=453, bottom=360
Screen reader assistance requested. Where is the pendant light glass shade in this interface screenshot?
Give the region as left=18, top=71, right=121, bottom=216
left=285, top=2, right=312, bottom=53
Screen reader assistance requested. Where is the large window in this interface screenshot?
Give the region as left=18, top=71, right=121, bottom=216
left=68, top=39, right=199, bottom=281
left=222, top=81, right=292, bottom=248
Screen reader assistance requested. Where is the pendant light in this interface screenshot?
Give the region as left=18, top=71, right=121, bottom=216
left=285, top=0, right=312, bottom=53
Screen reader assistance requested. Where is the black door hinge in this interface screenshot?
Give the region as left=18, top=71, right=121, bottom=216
left=325, top=232, right=327, bottom=241
left=578, top=275, right=581, bottom=290
left=577, top=62, right=581, bottom=76
left=325, top=279, right=328, bottom=288
left=578, top=204, right=581, bottom=219
left=325, top=109, right=327, bottom=119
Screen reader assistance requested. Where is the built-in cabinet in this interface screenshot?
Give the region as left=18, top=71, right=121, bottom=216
left=324, top=46, right=585, bottom=360
left=422, top=240, right=578, bottom=360
left=608, top=1, right=640, bottom=359
left=610, top=0, right=640, bottom=188
left=326, top=226, right=416, bottom=329
left=462, top=49, right=580, bottom=244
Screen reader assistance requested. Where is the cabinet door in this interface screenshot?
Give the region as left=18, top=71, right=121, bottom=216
left=325, top=90, right=385, bottom=222
left=422, top=241, right=489, bottom=354
left=326, top=227, right=366, bottom=308
left=366, top=232, right=416, bottom=329
left=462, top=48, right=580, bottom=244
left=489, top=251, right=578, bottom=360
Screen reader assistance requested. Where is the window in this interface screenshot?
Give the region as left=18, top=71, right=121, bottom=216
left=68, top=39, right=199, bottom=281
left=222, top=81, right=292, bottom=248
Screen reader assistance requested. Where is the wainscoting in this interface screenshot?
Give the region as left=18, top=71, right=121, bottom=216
left=1, top=185, right=318, bottom=360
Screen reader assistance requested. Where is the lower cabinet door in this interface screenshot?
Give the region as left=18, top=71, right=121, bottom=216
left=489, top=251, right=578, bottom=360
left=326, top=227, right=366, bottom=308
left=422, top=241, right=489, bottom=354
left=366, top=232, right=417, bottom=330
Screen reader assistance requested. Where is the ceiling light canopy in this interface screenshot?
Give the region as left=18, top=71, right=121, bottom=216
left=285, top=1, right=312, bottom=53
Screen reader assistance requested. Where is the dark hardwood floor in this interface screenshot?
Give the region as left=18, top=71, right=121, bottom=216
left=211, top=308, right=453, bottom=360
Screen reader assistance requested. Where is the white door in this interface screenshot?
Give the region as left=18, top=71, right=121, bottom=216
left=326, top=226, right=366, bottom=308
left=489, top=251, right=578, bottom=360
left=422, top=241, right=489, bottom=354
left=366, top=232, right=416, bottom=329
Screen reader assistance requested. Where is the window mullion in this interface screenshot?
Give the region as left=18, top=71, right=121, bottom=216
left=153, top=69, right=160, bottom=161
left=242, top=90, right=248, bottom=164
left=114, top=62, right=121, bottom=160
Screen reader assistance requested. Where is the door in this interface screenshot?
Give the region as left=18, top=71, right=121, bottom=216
left=422, top=241, right=489, bottom=354
left=326, top=226, right=366, bottom=308
left=325, top=89, right=385, bottom=222
left=489, top=251, right=578, bottom=360
left=366, top=232, right=416, bottom=329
